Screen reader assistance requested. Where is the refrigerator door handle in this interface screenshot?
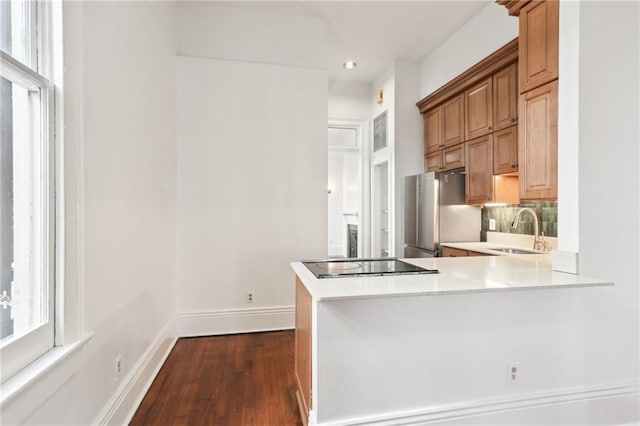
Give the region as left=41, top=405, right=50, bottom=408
left=415, top=178, right=420, bottom=245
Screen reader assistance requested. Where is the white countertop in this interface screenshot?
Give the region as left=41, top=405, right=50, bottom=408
left=291, top=255, right=612, bottom=301
left=439, top=241, right=546, bottom=255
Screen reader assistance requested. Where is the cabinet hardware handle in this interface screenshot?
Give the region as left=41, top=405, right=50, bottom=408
left=511, top=118, right=517, bottom=122
left=488, top=126, right=492, bottom=130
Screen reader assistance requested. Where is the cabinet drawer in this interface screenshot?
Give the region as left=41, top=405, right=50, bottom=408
left=424, top=151, right=442, bottom=173
left=441, top=143, right=465, bottom=171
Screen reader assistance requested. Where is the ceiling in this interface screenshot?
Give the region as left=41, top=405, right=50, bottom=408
left=217, top=1, right=491, bottom=83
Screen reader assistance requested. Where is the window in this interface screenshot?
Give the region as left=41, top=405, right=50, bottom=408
left=0, top=0, right=55, bottom=382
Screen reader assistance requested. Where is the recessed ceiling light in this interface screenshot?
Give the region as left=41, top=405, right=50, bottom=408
left=343, top=60, right=357, bottom=70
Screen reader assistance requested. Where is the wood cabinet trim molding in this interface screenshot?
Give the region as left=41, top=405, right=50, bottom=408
left=496, top=0, right=532, bottom=16
left=416, top=38, right=518, bottom=113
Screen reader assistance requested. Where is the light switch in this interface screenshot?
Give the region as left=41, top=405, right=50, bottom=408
left=489, top=219, right=496, bottom=231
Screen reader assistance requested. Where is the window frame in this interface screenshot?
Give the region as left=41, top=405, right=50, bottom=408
left=0, top=0, right=57, bottom=383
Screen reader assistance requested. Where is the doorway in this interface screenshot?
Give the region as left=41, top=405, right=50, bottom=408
left=327, top=118, right=369, bottom=258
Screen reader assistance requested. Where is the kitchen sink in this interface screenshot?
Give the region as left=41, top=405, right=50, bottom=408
left=491, top=248, right=539, bottom=254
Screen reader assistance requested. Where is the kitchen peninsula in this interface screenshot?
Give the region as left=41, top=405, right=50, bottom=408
left=291, top=255, right=612, bottom=426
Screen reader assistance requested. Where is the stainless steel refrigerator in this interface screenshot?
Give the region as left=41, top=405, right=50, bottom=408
left=404, top=170, right=481, bottom=258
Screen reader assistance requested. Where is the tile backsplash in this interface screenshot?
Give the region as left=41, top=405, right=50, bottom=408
left=481, top=201, right=557, bottom=241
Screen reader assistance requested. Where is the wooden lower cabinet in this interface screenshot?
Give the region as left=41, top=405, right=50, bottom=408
left=441, top=246, right=492, bottom=257
left=441, top=246, right=469, bottom=257
left=295, top=277, right=312, bottom=425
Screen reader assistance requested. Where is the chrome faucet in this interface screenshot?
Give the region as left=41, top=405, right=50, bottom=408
left=511, top=208, right=546, bottom=251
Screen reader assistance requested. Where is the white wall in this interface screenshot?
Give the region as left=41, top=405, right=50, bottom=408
left=577, top=0, right=639, bottom=395
left=5, top=1, right=179, bottom=424
left=327, top=149, right=359, bottom=257
left=370, top=67, right=396, bottom=257
left=393, top=60, right=423, bottom=256
left=419, top=2, right=518, bottom=97
left=328, top=83, right=371, bottom=258
left=328, top=81, right=371, bottom=119
left=315, top=288, right=638, bottom=425
left=557, top=1, right=581, bottom=254
left=176, top=4, right=327, bottom=335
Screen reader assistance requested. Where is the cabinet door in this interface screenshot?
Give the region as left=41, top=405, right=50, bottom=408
left=465, top=78, right=494, bottom=140
left=465, top=134, right=494, bottom=205
left=441, top=143, right=465, bottom=171
left=519, top=80, right=558, bottom=200
left=467, top=250, right=492, bottom=257
left=424, top=151, right=442, bottom=173
left=424, top=107, right=442, bottom=154
left=441, top=247, right=468, bottom=257
left=493, top=126, right=518, bottom=175
left=295, top=277, right=312, bottom=425
left=442, top=94, right=465, bottom=147
left=519, top=0, right=559, bottom=93
left=493, top=63, right=518, bottom=130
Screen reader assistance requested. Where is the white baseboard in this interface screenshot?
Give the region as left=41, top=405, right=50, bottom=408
left=315, top=382, right=640, bottom=426
left=93, top=316, right=177, bottom=426
left=178, top=305, right=295, bottom=337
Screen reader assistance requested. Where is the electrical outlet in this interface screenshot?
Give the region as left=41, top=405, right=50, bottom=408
left=247, top=291, right=254, bottom=303
left=115, top=356, right=122, bottom=381
left=508, top=362, right=519, bottom=383
left=489, top=219, right=496, bottom=231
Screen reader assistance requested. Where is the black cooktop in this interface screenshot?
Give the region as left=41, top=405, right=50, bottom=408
left=302, top=258, right=439, bottom=279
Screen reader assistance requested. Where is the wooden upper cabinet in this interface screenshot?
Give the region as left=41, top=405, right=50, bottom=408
left=519, top=0, right=559, bottom=93
left=424, top=151, right=442, bottom=173
left=519, top=80, right=558, bottom=200
left=442, top=95, right=465, bottom=147
left=424, top=107, right=442, bottom=153
left=464, top=78, right=493, bottom=140
left=493, top=126, right=518, bottom=175
left=493, top=63, right=518, bottom=130
left=441, top=143, right=465, bottom=171
left=465, top=134, right=494, bottom=205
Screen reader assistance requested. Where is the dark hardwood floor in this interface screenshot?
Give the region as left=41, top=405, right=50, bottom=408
left=130, top=330, right=303, bottom=426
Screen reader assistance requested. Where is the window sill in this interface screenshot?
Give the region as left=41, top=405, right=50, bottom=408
left=0, top=332, right=94, bottom=421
